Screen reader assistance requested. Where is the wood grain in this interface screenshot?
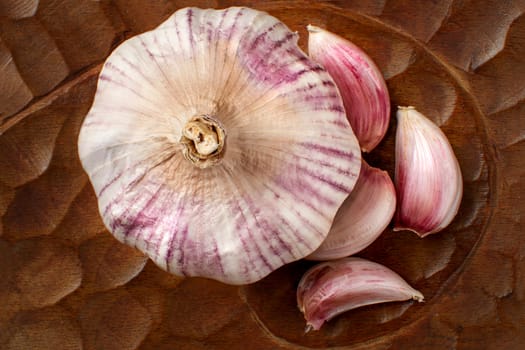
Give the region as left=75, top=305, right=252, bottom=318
left=0, top=38, right=33, bottom=123
left=0, top=1, right=523, bottom=349
left=0, top=17, right=69, bottom=96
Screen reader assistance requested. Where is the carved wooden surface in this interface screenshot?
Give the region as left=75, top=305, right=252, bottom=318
left=0, top=1, right=523, bottom=349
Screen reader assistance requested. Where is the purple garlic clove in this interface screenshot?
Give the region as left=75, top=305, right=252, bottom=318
left=307, top=160, right=396, bottom=260
left=77, top=7, right=361, bottom=285
left=307, top=25, right=391, bottom=152
left=297, top=257, right=424, bottom=331
left=394, top=106, right=463, bottom=237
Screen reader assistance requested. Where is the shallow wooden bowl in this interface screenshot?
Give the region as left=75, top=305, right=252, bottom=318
left=1, top=1, right=523, bottom=349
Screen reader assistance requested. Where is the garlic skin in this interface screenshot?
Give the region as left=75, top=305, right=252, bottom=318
left=394, top=106, right=463, bottom=237
left=307, top=25, right=390, bottom=152
left=77, top=7, right=361, bottom=285
left=297, top=257, right=424, bottom=331
left=307, top=160, right=396, bottom=260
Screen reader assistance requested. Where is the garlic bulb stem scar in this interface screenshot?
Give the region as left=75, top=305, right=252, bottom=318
left=183, top=121, right=219, bottom=156
left=180, top=115, right=226, bottom=168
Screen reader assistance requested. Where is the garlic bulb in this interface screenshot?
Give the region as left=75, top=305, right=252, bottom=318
left=307, top=160, right=396, bottom=260
left=394, top=106, right=463, bottom=237
left=77, top=7, right=361, bottom=285
left=307, top=25, right=390, bottom=152
left=297, top=257, right=424, bottom=331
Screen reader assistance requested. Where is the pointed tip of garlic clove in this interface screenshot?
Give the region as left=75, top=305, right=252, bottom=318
left=296, top=257, right=424, bottom=331
left=412, top=291, right=425, bottom=303
left=394, top=106, right=463, bottom=237
left=304, top=324, right=314, bottom=334
left=307, top=160, right=396, bottom=261
left=307, top=26, right=391, bottom=153
left=306, top=24, right=322, bottom=33
left=392, top=225, right=435, bottom=239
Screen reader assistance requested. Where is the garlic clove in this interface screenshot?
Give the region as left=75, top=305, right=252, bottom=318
left=78, top=7, right=361, bottom=285
left=307, top=25, right=390, bottom=152
left=297, top=257, right=424, bottom=331
left=394, top=106, right=463, bottom=237
left=307, top=160, right=396, bottom=260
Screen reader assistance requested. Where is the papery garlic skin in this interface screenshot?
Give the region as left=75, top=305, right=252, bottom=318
left=297, top=257, right=423, bottom=331
left=394, top=106, right=463, bottom=237
left=78, top=7, right=361, bottom=285
left=307, top=160, right=396, bottom=260
left=307, top=25, right=390, bottom=152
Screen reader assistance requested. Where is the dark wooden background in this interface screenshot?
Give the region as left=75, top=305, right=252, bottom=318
left=0, top=1, right=524, bottom=349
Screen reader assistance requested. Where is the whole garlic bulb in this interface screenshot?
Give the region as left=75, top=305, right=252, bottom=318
left=78, top=7, right=361, bottom=285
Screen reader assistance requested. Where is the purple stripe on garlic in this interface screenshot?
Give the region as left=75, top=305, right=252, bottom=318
left=394, top=106, right=463, bottom=237
left=78, top=7, right=361, bottom=285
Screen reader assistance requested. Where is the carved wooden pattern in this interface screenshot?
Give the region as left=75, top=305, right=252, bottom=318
left=1, top=1, right=524, bottom=348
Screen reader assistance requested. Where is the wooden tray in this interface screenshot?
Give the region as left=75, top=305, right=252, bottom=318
left=1, top=1, right=523, bottom=349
